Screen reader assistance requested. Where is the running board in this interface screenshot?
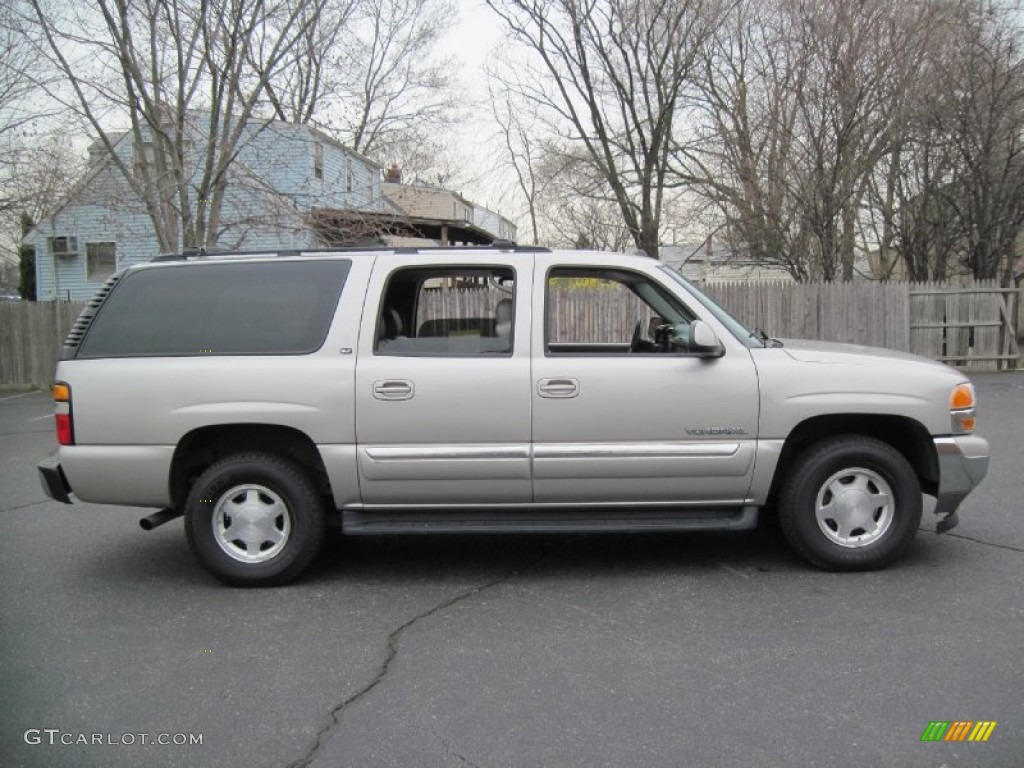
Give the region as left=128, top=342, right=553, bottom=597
left=341, top=505, right=758, bottom=535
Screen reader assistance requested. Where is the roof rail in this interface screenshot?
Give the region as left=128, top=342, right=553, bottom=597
left=150, top=242, right=551, bottom=262
left=151, top=246, right=232, bottom=262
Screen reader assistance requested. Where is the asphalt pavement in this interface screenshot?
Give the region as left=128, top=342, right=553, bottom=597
left=1, top=373, right=1022, bottom=768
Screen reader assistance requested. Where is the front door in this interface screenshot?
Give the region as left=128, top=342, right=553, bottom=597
left=530, top=255, right=760, bottom=504
left=355, top=254, right=533, bottom=505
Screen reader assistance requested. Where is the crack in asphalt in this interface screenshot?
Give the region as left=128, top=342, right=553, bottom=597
left=0, top=499, right=49, bottom=514
left=286, top=546, right=556, bottom=768
left=443, top=739, right=481, bottom=768
left=943, top=531, right=1024, bottom=553
left=921, top=524, right=1024, bottom=554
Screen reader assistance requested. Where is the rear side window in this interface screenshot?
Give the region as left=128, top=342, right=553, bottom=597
left=77, top=260, right=350, bottom=358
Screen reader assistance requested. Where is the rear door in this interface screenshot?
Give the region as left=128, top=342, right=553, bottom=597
left=531, top=254, right=760, bottom=504
left=354, top=253, right=533, bottom=505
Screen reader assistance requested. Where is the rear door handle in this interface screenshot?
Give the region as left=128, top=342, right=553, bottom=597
left=537, top=378, right=579, bottom=398
left=373, top=380, right=414, bottom=401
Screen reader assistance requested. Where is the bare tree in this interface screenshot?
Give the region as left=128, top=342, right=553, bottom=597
left=858, top=1, right=1024, bottom=284
left=485, top=0, right=721, bottom=259
left=0, top=4, right=69, bottom=281
left=258, top=0, right=358, bottom=125
left=540, top=147, right=635, bottom=252
left=0, top=2, right=58, bottom=215
left=864, top=111, right=965, bottom=282
left=24, top=0, right=326, bottom=253
left=0, top=127, right=84, bottom=262
left=488, top=78, right=547, bottom=245
left=260, top=0, right=459, bottom=177
left=678, top=1, right=813, bottom=279
left=938, top=2, right=1024, bottom=283
left=341, top=0, right=456, bottom=159
left=682, top=0, right=935, bottom=281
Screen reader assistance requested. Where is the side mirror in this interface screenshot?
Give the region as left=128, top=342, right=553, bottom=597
left=688, top=320, right=725, bottom=358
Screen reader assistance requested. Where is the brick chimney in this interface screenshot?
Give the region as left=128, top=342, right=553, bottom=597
left=384, top=164, right=402, bottom=183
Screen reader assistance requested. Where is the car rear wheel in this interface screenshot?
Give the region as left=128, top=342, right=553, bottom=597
left=185, top=452, right=326, bottom=586
left=778, top=436, right=921, bottom=570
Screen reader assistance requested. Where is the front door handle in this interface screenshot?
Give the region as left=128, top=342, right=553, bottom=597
left=537, top=378, right=579, bottom=399
left=373, top=380, right=415, bottom=401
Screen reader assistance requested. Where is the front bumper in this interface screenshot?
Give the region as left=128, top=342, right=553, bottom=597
left=38, top=456, right=72, bottom=504
left=933, top=435, right=990, bottom=532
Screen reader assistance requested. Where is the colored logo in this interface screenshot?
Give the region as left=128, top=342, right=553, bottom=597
left=921, top=721, right=997, bottom=742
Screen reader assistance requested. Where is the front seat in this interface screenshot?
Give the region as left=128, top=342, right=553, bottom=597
left=495, top=299, right=513, bottom=348
left=377, top=306, right=404, bottom=347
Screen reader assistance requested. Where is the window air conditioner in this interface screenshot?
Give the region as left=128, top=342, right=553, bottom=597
left=51, top=236, right=79, bottom=258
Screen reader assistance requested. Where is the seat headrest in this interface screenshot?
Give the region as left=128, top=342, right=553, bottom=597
left=495, top=299, right=513, bottom=325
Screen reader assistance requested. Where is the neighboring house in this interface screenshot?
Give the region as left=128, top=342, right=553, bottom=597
left=663, top=236, right=886, bottom=284
left=661, top=238, right=795, bottom=284
left=28, top=125, right=519, bottom=302
left=312, top=175, right=517, bottom=248
left=382, top=180, right=516, bottom=245
left=27, top=116, right=387, bottom=301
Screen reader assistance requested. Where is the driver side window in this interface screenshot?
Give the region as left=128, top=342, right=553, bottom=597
left=545, top=267, right=695, bottom=355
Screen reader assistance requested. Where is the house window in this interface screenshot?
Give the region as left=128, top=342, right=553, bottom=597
left=86, top=242, right=117, bottom=282
left=346, top=157, right=353, bottom=192
left=314, top=142, right=324, bottom=180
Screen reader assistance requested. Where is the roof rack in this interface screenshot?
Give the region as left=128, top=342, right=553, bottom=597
left=150, top=242, right=551, bottom=262
left=151, top=246, right=233, bottom=262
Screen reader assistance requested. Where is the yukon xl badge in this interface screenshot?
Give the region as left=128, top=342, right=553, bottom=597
left=686, top=427, right=750, bottom=436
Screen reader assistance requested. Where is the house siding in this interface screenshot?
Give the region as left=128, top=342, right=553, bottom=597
left=383, top=184, right=473, bottom=222
left=472, top=207, right=517, bottom=242
left=381, top=183, right=517, bottom=243
left=30, top=118, right=385, bottom=301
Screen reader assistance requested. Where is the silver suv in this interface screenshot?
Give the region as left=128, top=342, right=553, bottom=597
left=38, top=246, right=990, bottom=585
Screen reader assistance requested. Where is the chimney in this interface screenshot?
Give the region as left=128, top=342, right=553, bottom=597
left=384, top=164, right=402, bottom=184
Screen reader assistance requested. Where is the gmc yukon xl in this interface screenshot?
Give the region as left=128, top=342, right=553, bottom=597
left=37, top=246, right=990, bottom=585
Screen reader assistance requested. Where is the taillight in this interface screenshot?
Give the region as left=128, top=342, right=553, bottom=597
left=52, top=381, right=74, bottom=446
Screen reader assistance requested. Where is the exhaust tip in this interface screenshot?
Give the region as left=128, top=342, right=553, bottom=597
left=139, top=508, right=183, bottom=530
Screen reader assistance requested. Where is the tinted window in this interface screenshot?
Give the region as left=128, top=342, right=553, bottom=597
left=78, top=260, right=350, bottom=357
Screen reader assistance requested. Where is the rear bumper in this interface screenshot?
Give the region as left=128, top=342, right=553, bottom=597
left=933, top=435, right=990, bottom=530
left=38, top=456, right=72, bottom=504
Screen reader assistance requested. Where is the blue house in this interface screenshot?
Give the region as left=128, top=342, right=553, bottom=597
left=27, top=116, right=387, bottom=301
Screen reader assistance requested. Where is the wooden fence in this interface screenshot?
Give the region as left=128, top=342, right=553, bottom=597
left=0, top=301, right=83, bottom=389
left=907, top=283, right=1020, bottom=366
left=703, top=281, right=912, bottom=352
left=1, top=280, right=1019, bottom=388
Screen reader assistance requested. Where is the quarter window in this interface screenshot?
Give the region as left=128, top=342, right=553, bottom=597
left=77, top=260, right=350, bottom=358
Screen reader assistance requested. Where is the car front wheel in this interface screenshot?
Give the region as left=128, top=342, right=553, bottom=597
left=184, top=452, right=326, bottom=586
left=778, top=436, right=922, bottom=570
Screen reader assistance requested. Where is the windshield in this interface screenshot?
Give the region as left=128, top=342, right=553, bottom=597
left=659, top=266, right=760, bottom=348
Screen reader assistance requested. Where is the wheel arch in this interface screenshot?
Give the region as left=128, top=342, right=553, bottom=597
left=769, top=414, right=938, bottom=502
left=169, top=424, right=332, bottom=510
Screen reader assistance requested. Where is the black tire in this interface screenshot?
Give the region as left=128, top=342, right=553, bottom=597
left=778, top=435, right=921, bottom=571
left=184, top=452, right=326, bottom=586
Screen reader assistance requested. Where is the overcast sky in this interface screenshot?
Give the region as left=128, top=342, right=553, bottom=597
left=440, top=0, right=522, bottom=222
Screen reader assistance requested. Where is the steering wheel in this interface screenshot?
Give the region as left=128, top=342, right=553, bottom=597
left=629, top=319, right=643, bottom=353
